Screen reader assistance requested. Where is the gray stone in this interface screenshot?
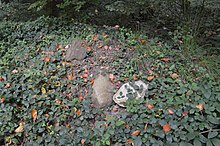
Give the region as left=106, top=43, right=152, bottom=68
left=91, top=74, right=114, bottom=108
left=113, top=80, right=148, bottom=107
left=65, top=40, right=87, bottom=61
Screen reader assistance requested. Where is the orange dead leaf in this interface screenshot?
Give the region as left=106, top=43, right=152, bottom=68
left=98, top=45, right=103, bottom=49
left=147, top=75, right=154, bottom=81
left=132, top=130, right=141, bottom=136
left=127, top=139, right=132, bottom=143
left=196, top=103, right=204, bottom=111
left=65, top=122, right=70, bottom=128
left=140, top=39, right=146, bottom=44
left=0, top=77, right=4, bottom=81
left=161, top=58, right=170, bottom=62
left=167, top=109, right=174, bottom=115
left=82, top=69, right=89, bottom=78
left=133, top=74, right=138, bottom=80
left=1, top=97, right=4, bottom=103
left=146, top=104, right=154, bottom=109
left=87, top=46, right=92, bottom=51
left=182, top=111, right=188, bottom=116
left=208, top=56, right=215, bottom=59
left=124, top=77, right=128, bottom=81
left=55, top=99, right=61, bottom=105
left=15, top=123, right=24, bottom=133
left=171, top=73, right=179, bottom=79
left=45, top=57, right=50, bottom=63
left=78, top=96, right=84, bottom=102
left=92, top=35, right=96, bottom=40
left=31, top=109, right=37, bottom=122
left=148, top=69, right=153, bottom=75
left=109, top=74, right=114, bottom=82
left=104, top=45, right=108, bottom=50
left=163, top=123, right=171, bottom=133
left=66, top=75, right=73, bottom=80
left=82, top=74, right=88, bottom=78
left=81, top=138, right=85, bottom=145
left=44, top=114, right=49, bottom=117
left=90, top=78, right=95, bottom=85
left=4, top=83, right=11, bottom=89
left=36, top=48, right=40, bottom=52
left=81, top=43, right=85, bottom=47
left=76, top=110, right=81, bottom=115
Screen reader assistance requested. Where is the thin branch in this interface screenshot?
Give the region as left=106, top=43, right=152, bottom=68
left=200, top=128, right=220, bottom=134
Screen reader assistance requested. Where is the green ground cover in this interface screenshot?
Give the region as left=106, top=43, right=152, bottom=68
left=0, top=17, right=220, bottom=146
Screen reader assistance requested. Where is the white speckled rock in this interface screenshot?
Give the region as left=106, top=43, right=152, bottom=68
left=113, top=80, right=148, bottom=107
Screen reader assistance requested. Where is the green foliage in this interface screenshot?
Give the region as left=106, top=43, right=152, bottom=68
left=1, top=16, right=220, bottom=145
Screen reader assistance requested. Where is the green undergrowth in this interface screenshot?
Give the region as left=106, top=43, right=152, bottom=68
left=0, top=17, right=220, bottom=146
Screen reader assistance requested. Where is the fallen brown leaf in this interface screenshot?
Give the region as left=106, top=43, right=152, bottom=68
left=76, top=110, right=81, bottom=115
left=15, top=123, right=24, bottom=133
left=148, top=69, right=153, bottom=75
left=1, top=97, right=4, bottom=103
left=132, top=130, right=141, bottom=136
left=196, top=103, right=204, bottom=111
left=104, top=45, right=108, bottom=50
left=182, top=111, right=188, bottom=116
left=147, top=75, right=154, bottom=81
left=133, top=74, right=138, bottom=80
left=45, top=57, right=50, bottom=63
left=161, top=58, right=170, bottom=62
left=78, top=96, right=84, bottom=102
left=31, top=109, right=37, bottom=122
left=109, top=74, right=114, bottom=82
left=171, top=73, right=179, bottom=79
left=163, top=123, right=171, bottom=133
left=167, top=109, right=174, bottom=115
left=81, top=138, right=85, bottom=145
left=66, top=75, right=74, bottom=80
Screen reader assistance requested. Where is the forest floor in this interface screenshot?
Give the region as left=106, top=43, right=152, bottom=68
left=0, top=17, right=220, bottom=145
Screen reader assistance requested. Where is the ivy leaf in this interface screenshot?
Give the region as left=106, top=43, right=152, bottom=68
left=208, top=131, right=218, bottom=139
left=116, top=120, right=125, bottom=126
left=206, top=140, right=213, bottom=146
left=187, top=132, right=196, bottom=141
left=211, top=138, right=220, bottom=146
left=204, top=90, right=211, bottom=98
left=133, top=137, right=142, bottom=146
left=193, top=138, right=202, bottom=146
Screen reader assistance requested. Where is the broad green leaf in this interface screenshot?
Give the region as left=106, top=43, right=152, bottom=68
left=208, top=131, right=218, bottom=139
left=193, top=138, right=202, bottom=146
left=207, top=140, right=213, bottom=146
left=186, top=132, right=196, bottom=141
left=211, top=138, right=220, bottom=146
left=116, top=120, right=125, bottom=126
